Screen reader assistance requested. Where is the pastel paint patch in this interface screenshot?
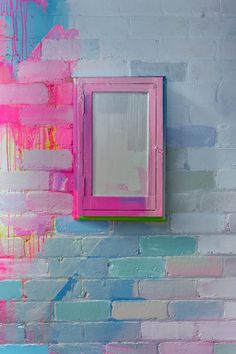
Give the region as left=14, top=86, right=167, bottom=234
left=51, top=173, right=73, bottom=192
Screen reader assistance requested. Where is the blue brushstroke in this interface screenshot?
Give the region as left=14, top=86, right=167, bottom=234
left=53, top=273, right=79, bottom=301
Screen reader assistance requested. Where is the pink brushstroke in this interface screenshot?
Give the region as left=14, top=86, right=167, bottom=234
left=29, top=25, right=79, bottom=61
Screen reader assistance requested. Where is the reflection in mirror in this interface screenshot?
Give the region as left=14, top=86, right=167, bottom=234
left=92, top=92, right=149, bottom=196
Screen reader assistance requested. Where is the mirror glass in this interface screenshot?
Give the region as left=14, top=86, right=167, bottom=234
left=92, top=92, right=149, bottom=196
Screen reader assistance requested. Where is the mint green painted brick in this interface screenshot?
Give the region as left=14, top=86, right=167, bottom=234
left=167, top=171, right=215, bottom=193
left=0, top=281, right=21, bottom=300
left=109, top=258, right=165, bottom=278
left=55, top=301, right=110, bottom=321
left=215, top=344, right=236, bottom=354
left=140, top=236, right=196, bottom=256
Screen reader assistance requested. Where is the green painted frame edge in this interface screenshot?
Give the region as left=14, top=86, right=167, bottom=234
left=78, top=216, right=168, bottom=222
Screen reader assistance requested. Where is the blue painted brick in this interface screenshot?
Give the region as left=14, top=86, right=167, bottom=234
left=82, top=279, right=139, bottom=299
left=169, top=301, right=224, bottom=320
left=54, top=301, right=111, bottom=321
left=56, top=217, right=109, bottom=235
left=49, top=258, right=108, bottom=278
left=84, top=322, right=141, bottom=342
left=112, top=221, right=168, bottom=236
left=0, top=346, right=48, bottom=354
left=82, top=237, right=139, bottom=257
left=140, top=236, right=196, bottom=256
left=0, top=281, right=21, bottom=300
left=26, top=323, right=84, bottom=343
left=167, top=126, right=216, bottom=147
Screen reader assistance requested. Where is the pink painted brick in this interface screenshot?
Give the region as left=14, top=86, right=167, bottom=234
left=106, top=343, right=157, bottom=354
left=167, top=257, right=223, bottom=277
left=0, top=62, right=13, bottom=83
left=197, top=321, right=236, bottom=341
left=0, top=259, right=48, bottom=280
left=198, top=278, right=236, bottom=299
left=55, top=82, right=73, bottom=105
left=26, top=192, right=73, bottom=215
left=0, top=106, right=19, bottom=123
left=141, top=321, right=196, bottom=340
left=23, top=150, right=73, bottom=171
left=56, top=126, right=73, bottom=149
left=0, top=84, right=48, bottom=104
left=20, top=106, right=73, bottom=125
left=42, top=39, right=80, bottom=60
left=17, top=61, right=71, bottom=83
left=1, top=215, right=53, bottom=236
left=159, top=342, right=213, bottom=354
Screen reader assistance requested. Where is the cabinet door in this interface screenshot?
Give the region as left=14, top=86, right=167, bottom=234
left=75, top=77, right=164, bottom=218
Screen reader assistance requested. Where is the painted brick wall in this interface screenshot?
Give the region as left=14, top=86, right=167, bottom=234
left=0, top=0, right=235, bottom=353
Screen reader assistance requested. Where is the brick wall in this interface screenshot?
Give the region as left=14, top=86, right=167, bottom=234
left=0, top=0, right=236, bottom=353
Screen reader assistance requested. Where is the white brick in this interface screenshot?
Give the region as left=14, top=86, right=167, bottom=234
left=189, top=61, right=236, bottom=82
left=190, top=18, right=236, bottom=37
left=159, top=39, right=217, bottom=61
left=217, top=82, right=236, bottom=116
left=188, top=148, right=236, bottom=171
left=216, top=170, right=236, bottom=189
left=161, top=0, right=220, bottom=15
left=221, top=0, right=236, bottom=15
left=42, top=39, right=99, bottom=61
left=73, top=59, right=129, bottom=77
left=219, top=38, right=236, bottom=60
left=197, top=321, right=236, bottom=341
left=224, top=302, right=236, bottom=319
left=23, top=150, right=72, bottom=171
left=168, top=83, right=216, bottom=107
left=68, top=0, right=162, bottom=16
left=189, top=104, right=226, bottom=126
left=71, top=16, right=130, bottom=39
left=167, top=104, right=190, bottom=127
left=200, top=192, right=236, bottom=212
left=198, top=235, right=236, bottom=254
left=167, top=148, right=188, bottom=171
left=0, top=172, right=49, bottom=191
left=198, top=279, right=236, bottom=299
left=130, top=17, right=189, bottom=38
left=100, top=40, right=158, bottom=61
left=171, top=213, right=226, bottom=233
left=141, top=321, right=196, bottom=340
left=217, top=125, right=236, bottom=148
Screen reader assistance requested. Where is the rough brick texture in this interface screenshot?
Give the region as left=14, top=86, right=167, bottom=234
left=0, top=0, right=234, bottom=351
